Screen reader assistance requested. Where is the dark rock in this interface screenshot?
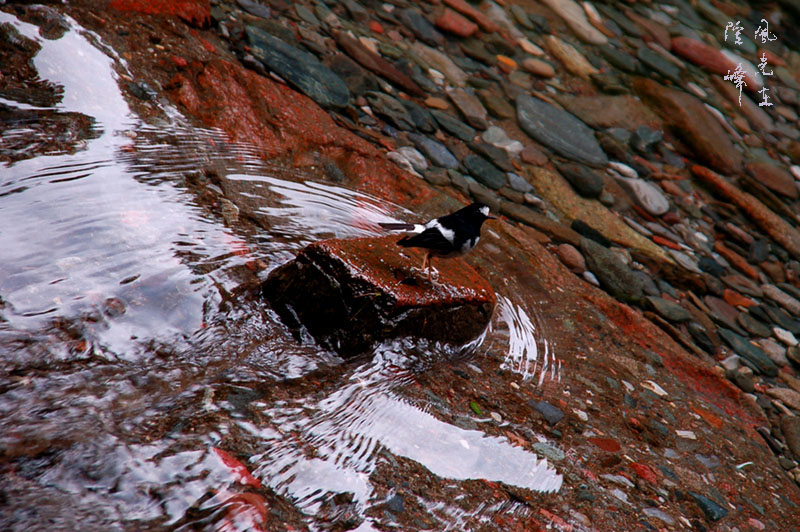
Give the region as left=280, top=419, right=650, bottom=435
left=462, top=154, right=507, bottom=190
left=468, top=141, right=513, bottom=172
left=263, top=236, right=496, bottom=356
left=646, top=296, right=692, bottom=322
left=246, top=26, right=349, bottom=108
left=507, top=172, right=533, bottom=193
left=237, top=0, right=271, bottom=19
left=698, top=256, right=725, bottom=276
left=636, top=46, right=682, bottom=83
left=385, top=494, right=405, bottom=514
left=402, top=100, right=437, bottom=133
left=717, top=328, right=778, bottom=376
left=479, top=89, right=516, bottom=119
left=746, top=161, right=799, bottom=199
left=631, top=126, right=663, bottom=153
left=782, top=415, right=800, bottom=460
left=763, top=305, right=800, bottom=335
left=581, top=237, right=643, bottom=304
left=366, top=92, right=414, bottom=131
left=398, top=8, right=444, bottom=47
left=324, top=54, right=378, bottom=97
left=571, top=220, right=612, bottom=247
left=448, top=88, right=489, bottom=130
left=408, top=133, right=459, bottom=169
left=334, top=32, right=425, bottom=97
left=557, top=163, right=604, bottom=198
left=516, top=95, right=608, bottom=167
left=634, top=271, right=660, bottom=297
left=599, top=44, right=639, bottom=73
left=460, top=38, right=496, bottom=65
left=689, top=492, right=728, bottom=522
left=688, top=322, right=715, bottom=352
left=737, top=312, right=772, bottom=338
left=531, top=400, right=565, bottom=426
left=430, top=109, right=476, bottom=142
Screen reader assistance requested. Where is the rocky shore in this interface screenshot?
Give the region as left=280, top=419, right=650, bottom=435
left=5, top=0, right=800, bottom=529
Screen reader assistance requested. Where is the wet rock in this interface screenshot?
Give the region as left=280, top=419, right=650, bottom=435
left=689, top=492, right=728, bottom=522
left=555, top=243, right=586, bottom=273
left=462, top=154, right=506, bottom=190
left=636, top=47, right=681, bottom=83
left=581, top=238, right=643, bottom=304
left=402, top=100, right=437, bottom=133
left=245, top=26, right=349, bottom=109
left=746, top=161, right=799, bottom=200
left=738, top=312, right=772, bottom=338
left=539, top=0, right=607, bottom=45
left=366, top=92, right=414, bottom=131
left=408, top=132, right=458, bottom=169
left=762, top=284, right=800, bottom=316
left=613, top=176, right=670, bottom=216
left=599, top=45, right=639, bottom=73
left=517, top=95, right=608, bottom=167
left=635, top=81, right=742, bottom=175
left=481, top=126, right=523, bottom=158
left=531, top=400, right=565, bottom=426
left=411, top=42, right=468, bottom=87
left=398, top=8, right=444, bottom=47
left=782, top=415, right=800, bottom=460
left=631, top=126, right=663, bottom=153
left=718, top=328, right=778, bottom=377
left=430, top=109, right=476, bottom=142
left=333, top=32, right=424, bottom=97
left=447, top=88, right=489, bottom=130
left=435, top=8, right=478, bottom=38
left=557, top=163, right=604, bottom=199
left=646, top=296, right=691, bottom=322
left=263, top=236, right=496, bottom=356
left=543, top=35, right=599, bottom=79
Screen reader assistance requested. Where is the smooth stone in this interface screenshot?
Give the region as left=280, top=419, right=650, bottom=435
left=766, top=387, right=800, bottom=410
left=717, top=328, right=778, bottom=377
left=613, top=176, right=670, bottom=216
left=762, top=284, right=800, bottom=316
left=557, top=162, right=604, bottom=198
left=430, top=109, right=476, bottom=142
left=365, top=92, right=414, bottom=130
left=517, top=95, right=608, bottom=167
left=468, top=141, right=513, bottom=172
left=689, top=492, right=728, bottom=521
left=507, top=172, right=533, bottom=193
left=521, top=57, right=556, bottom=78
left=774, top=327, right=799, bottom=347
left=532, top=442, right=565, bottom=461
left=759, top=338, right=789, bottom=367
left=408, top=132, right=459, bottom=169
left=447, top=87, right=489, bottom=130
left=483, top=1, right=524, bottom=40
left=781, top=415, right=800, bottom=460
left=334, top=32, right=424, bottom=96
left=556, top=243, right=586, bottom=273
left=646, top=296, right=692, bottom=322
left=398, top=8, right=444, bottom=47
left=581, top=237, right=643, bottom=304
left=636, top=80, right=743, bottom=175
left=746, top=161, right=799, bottom=199
left=631, top=126, right=663, bottom=153
left=245, top=26, right=349, bottom=108
left=738, top=312, right=772, bottom=337
left=543, top=35, right=599, bottom=79
left=531, top=400, right=565, bottom=425
left=435, top=8, right=479, bottom=38
left=402, top=100, right=437, bottom=133
left=637, top=46, right=682, bottom=83
left=721, top=49, right=762, bottom=90
left=394, top=146, right=428, bottom=172
left=478, top=89, right=516, bottom=120
left=671, top=36, right=738, bottom=77
left=521, top=145, right=548, bottom=166
left=237, top=0, right=270, bottom=19
left=599, top=44, right=639, bottom=73
left=538, top=0, right=607, bottom=45
left=462, top=154, right=507, bottom=190
left=481, top=126, right=523, bottom=157
left=410, top=41, right=468, bottom=87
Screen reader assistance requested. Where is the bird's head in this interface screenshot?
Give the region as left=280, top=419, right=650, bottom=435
left=467, top=202, right=495, bottom=225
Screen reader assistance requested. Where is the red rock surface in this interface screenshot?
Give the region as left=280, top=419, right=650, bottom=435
left=435, top=8, right=479, bottom=38
left=263, top=235, right=496, bottom=355
left=443, top=0, right=500, bottom=33
left=746, top=160, right=799, bottom=199
left=109, top=0, right=209, bottom=26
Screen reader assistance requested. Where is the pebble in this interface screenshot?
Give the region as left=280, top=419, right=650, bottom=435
left=557, top=162, right=604, bottom=198
left=435, top=8, right=478, bottom=38
left=539, top=0, right=607, bottom=45
left=581, top=238, right=643, bottom=304
left=766, top=387, right=800, bottom=410
left=689, top=492, right=728, bottom=521
left=481, top=126, right=523, bottom=157
left=398, top=8, right=444, bottom=47
left=774, top=327, right=799, bottom=347
left=556, top=243, right=586, bottom=273
left=544, top=35, right=599, bottom=79
left=718, top=328, right=778, bottom=377
left=782, top=415, right=800, bottom=460
left=532, top=442, right=566, bottom=461
left=411, top=42, right=468, bottom=87
left=646, top=296, right=691, bottom=322
left=521, top=57, right=555, bottom=78
left=614, top=176, right=670, bottom=216
left=462, top=154, right=507, bottom=190
left=407, top=133, right=458, bottom=169
left=447, top=87, right=489, bottom=130
left=517, top=95, right=608, bottom=167
left=506, top=172, right=532, bottom=194
left=762, top=284, right=800, bottom=316
left=531, top=400, right=565, bottom=425
left=643, top=507, right=674, bottom=525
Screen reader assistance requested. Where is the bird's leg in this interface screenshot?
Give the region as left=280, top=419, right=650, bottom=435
left=422, top=252, right=431, bottom=280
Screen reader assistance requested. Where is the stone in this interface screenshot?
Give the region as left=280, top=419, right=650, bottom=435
left=481, top=126, right=523, bottom=158
left=555, top=94, right=662, bottom=131
left=543, top=35, right=599, bottom=79
left=393, top=146, right=428, bottom=173
left=738, top=312, right=772, bottom=337
left=462, top=154, right=507, bottom=190
left=478, top=89, right=516, bottom=120
left=767, top=387, right=800, bottom=410
left=746, top=161, right=799, bottom=200
left=246, top=26, right=350, bottom=108
left=689, top=492, right=728, bottom=522
left=557, top=162, right=604, bottom=198
left=733, top=366, right=755, bottom=393
left=411, top=42, right=468, bottom=87
left=782, top=415, right=800, bottom=460
left=762, top=284, right=800, bottom=316
left=613, top=177, right=670, bottom=216
left=556, top=243, right=586, bottom=273
left=334, top=32, right=424, bottom=96
left=531, top=400, right=565, bottom=425
left=759, top=338, right=789, bottom=366
left=635, top=80, right=743, bottom=175
left=717, top=328, right=778, bottom=377
left=599, top=45, right=639, bottom=73
left=580, top=237, right=643, bottom=304
left=507, top=172, right=533, bottom=193
left=517, top=95, right=608, bottom=167
left=365, top=92, right=414, bottom=130
left=430, top=109, right=476, bottom=141
left=631, top=126, right=663, bottom=153
left=435, top=8, right=478, bottom=37
left=402, top=100, right=437, bottom=133
left=398, top=8, right=444, bottom=47
left=646, top=296, right=692, bottom=322
left=636, top=46, right=682, bottom=83
left=774, top=327, right=799, bottom=347
left=521, top=145, right=548, bottom=166
left=407, top=133, right=459, bottom=169
left=263, top=236, right=496, bottom=356
left=538, top=0, right=607, bottom=45
left=443, top=0, right=500, bottom=33
left=671, top=36, right=738, bottom=77
left=521, top=58, right=556, bottom=78
left=447, top=88, right=489, bottom=130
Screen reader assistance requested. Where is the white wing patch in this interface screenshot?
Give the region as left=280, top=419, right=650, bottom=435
left=461, top=236, right=478, bottom=253
left=429, top=220, right=455, bottom=244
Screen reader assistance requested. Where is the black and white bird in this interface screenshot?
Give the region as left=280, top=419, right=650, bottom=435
left=379, top=202, right=495, bottom=279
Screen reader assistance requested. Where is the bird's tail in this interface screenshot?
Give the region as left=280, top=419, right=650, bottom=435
left=378, top=222, right=416, bottom=231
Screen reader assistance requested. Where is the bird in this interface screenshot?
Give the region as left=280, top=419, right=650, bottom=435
left=379, top=202, right=495, bottom=280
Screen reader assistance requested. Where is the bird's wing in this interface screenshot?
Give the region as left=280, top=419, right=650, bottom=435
left=397, top=226, right=453, bottom=252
